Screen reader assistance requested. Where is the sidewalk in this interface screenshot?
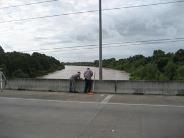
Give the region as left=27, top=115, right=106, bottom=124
left=1, top=90, right=184, bottom=106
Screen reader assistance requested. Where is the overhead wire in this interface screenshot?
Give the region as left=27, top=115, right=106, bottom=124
left=0, top=0, right=184, bottom=24
left=102, top=0, right=184, bottom=11
left=20, top=37, right=184, bottom=53
left=40, top=39, right=184, bottom=54
left=42, top=39, right=184, bottom=54
left=0, top=0, right=59, bottom=10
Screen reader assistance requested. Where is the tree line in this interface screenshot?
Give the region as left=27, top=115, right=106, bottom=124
left=0, top=46, right=65, bottom=78
left=65, top=62, right=94, bottom=66
left=66, top=49, right=184, bottom=80
left=94, top=49, right=184, bottom=80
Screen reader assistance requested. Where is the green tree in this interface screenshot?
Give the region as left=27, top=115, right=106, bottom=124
left=0, top=46, right=4, bottom=54
left=175, top=65, right=184, bottom=80
left=131, top=64, right=160, bottom=80
left=12, top=69, right=29, bottom=78
left=174, top=49, right=184, bottom=64
left=164, top=61, right=176, bottom=80
left=0, top=50, right=64, bottom=78
left=152, top=50, right=169, bottom=72
left=153, top=50, right=165, bottom=59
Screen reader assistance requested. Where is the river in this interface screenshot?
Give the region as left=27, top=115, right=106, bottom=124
left=40, top=65, right=129, bottom=80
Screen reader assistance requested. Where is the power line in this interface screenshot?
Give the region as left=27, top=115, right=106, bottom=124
left=102, top=37, right=184, bottom=46
left=103, top=0, right=184, bottom=11
left=106, top=39, right=184, bottom=49
left=0, top=0, right=59, bottom=10
left=45, top=39, right=184, bottom=53
left=0, top=0, right=184, bottom=24
left=0, top=9, right=99, bottom=24
left=24, top=37, right=184, bottom=52
left=40, top=39, right=184, bottom=54
left=21, top=43, right=98, bottom=52
left=1, top=0, right=183, bottom=10
left=20, top=37, right=184, bottom=53
left=22, top=37, right=184, bottom=52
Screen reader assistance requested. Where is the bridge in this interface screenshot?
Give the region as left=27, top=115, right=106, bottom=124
left=0, top=79, right=184, bottom=138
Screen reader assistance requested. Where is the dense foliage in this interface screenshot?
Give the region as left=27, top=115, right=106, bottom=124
left=0, top=46, right=65, bottom=78
left=94, top=49, right=184, bottom=80
left=66, top=49, right=184, bottom=80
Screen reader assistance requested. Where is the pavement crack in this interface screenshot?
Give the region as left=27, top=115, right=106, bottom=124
left=77, top=104, right=105, bottom=138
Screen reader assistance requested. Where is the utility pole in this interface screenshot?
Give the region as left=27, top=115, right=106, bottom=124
left=99, top=0, right=103, bottom=80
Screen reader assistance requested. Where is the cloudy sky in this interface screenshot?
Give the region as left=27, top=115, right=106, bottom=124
left=0, top=0, right=184, bottom=62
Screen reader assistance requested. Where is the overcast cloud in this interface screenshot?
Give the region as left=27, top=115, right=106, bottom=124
left=0, top=0, right=184, bottom=61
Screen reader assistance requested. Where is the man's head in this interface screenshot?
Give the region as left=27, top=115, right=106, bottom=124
left=77, top=72, right=81, bottom=74
left=87, top=68, right=90, bottom=70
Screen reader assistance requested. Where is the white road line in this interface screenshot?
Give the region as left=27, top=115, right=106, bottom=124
left=0, top=96, right=184, bottom=108
left=101, top=95, right=113, bottom=104
left=0, top=97, right=100, bottom=104
left=107, top=102, right=184, bottom=108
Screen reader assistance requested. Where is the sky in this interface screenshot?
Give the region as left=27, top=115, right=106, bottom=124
left=0, top=0, right=184, bottom=62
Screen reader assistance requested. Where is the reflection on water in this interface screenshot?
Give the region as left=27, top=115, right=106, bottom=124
left=40, top=65, right=129, bottom=80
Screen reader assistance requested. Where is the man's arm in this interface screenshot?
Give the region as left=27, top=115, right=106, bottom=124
left=90, top=70, right=93, bottom=77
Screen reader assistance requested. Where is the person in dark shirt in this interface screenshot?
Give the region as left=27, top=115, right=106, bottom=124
left=69, top=72, right=81, bottom=93
left=84, top=68, right=93, bottom=93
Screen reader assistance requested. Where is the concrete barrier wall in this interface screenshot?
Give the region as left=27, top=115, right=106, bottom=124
left=116, top=81, right=184, bottom=95
left=94, top=80, right=116, bottom=93
left=6, top=79, right=69, bottom=92
left=5, top=79, right=184, bottom=95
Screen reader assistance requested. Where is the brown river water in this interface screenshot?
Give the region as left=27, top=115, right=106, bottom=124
left=40, top=65, right=129, bottom=80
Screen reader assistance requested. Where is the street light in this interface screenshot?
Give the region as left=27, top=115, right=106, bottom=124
left=99, top=0, right=102, bottom=80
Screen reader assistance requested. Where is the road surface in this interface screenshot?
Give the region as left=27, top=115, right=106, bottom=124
left=0, top=90, right=184, bottom=138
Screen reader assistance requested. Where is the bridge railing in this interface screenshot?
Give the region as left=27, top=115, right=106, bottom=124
left=5, top=78, right=184, bottom=95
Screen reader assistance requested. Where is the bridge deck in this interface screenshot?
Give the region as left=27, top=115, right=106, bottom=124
left=0, top=90, right=184, bottom=138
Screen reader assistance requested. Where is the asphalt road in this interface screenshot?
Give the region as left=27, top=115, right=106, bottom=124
left=0, top=90, right=184, bottom=138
